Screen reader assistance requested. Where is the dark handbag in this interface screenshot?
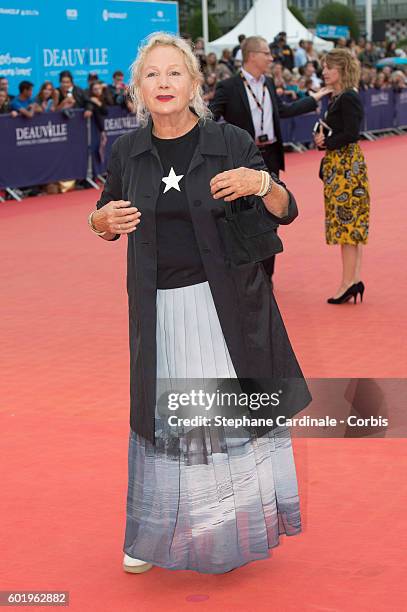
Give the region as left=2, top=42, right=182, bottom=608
left=216, top=197, right=283, bottom=266
left=319, top=157, right=325, bottom=181
left=214, top=123, right=284, bottom=266
left=312, top=118, right=332, bottom=140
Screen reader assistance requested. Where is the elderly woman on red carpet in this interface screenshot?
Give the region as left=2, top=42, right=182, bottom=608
left=87, top=32, right=311, bottom=574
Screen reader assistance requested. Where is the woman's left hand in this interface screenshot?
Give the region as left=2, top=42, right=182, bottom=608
left=210, top=167, right=263, bottom=201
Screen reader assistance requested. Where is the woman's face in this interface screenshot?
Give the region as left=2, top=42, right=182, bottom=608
left=304, top=62, right=315, bottom=76
left=206, top=53, right=217, bottom=65
left=140, top=45, right=196, bottom=119
left=273, top=63, right=282, bottom=76
left=91, top=83, right=103, bottom=97
left=322, top=62, right=341, bottom=87
left=207, top=73, right=216, bottom=86
left=375, top=73, right=385, bottom=87
left=43, top=85, right=53, bottom=99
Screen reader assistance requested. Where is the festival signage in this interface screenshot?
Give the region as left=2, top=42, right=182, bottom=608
left=0, top=0, right=178, bottom=92
left=0, top=110, right=88, bottom=188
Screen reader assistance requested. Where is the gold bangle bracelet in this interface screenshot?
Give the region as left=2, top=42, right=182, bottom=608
left=263, top=173, right=273, bottom=196
left=88, top=211, right=107, bottom=236
left=255, top=170, right=270, bottom=197
left=255, top=170, right=266, bottom=196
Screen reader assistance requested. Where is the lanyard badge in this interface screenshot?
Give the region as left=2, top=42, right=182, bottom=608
left=240, top=71, right=268, bottom=142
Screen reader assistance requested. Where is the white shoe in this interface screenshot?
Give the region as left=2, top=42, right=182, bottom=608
left=123, top=553, right=153, bottom=574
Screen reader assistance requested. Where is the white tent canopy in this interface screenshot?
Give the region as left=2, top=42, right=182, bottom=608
left=207, top=0, right=333, bottom=55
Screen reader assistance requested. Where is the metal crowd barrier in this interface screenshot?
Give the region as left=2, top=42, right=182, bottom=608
left=1, top=93, right=406, bottom=201
left=281, top=89, right=407, bottom=150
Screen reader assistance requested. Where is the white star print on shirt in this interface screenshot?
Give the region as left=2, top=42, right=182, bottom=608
left=161, top=167, right=184, bottom=193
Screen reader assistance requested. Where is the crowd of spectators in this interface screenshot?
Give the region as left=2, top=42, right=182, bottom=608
left=0, top=33, right=405, bottom=198
left=0, top=69, right=135, bottom=118
left=1, top=34, right=406, bottom=120
left=194, top=33, right=407, bottom=102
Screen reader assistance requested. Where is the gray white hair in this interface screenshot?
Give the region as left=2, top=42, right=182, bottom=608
left=128, top=32, right=212, bottom=127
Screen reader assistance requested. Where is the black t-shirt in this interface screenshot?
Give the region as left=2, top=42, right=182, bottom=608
left=152, top=122, right=207, bottom=290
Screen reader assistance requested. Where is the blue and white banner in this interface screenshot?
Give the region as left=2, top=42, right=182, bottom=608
left=0, top=0, right=178, bottom=93
left=0, top=110, right=88, bottom=188
left=316, top=24, right=350, bottom=40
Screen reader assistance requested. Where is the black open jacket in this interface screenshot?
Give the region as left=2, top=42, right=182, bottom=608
left=209, top=73, right=318, bottom=172
left=96, top=117, right=311, bottom=443
left=324, top=89, right=364, bottom=150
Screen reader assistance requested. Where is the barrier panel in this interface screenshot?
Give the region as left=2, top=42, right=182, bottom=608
left=280, top=116, right=294, bottom=143
left=364, top=89, right=395, bottom=131
left=91, top=107, right=139, bottom=175
left=394, top=90, right=407, bottom=127
left=0, top=110, right=88, bottom=189
left=292, top=112, right=320, bottom=143
left=359, top=89, right=367, bottom=130
left=0, top=93, right=405, bottom=190
left=280, top=90, right=403, bottom=141
left=280, top=95, right=326, bottom=144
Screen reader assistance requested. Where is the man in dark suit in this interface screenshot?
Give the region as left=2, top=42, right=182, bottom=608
left=210, top=35, right=331, bottom=278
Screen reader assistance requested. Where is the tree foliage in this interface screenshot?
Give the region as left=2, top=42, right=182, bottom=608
left=179, top=0, right=222, bottom=41
left=186, top=8, right=222, bottom=41
left=289, top=5, right=308, bottom=28
left=316, top=2, right=360, bottom=39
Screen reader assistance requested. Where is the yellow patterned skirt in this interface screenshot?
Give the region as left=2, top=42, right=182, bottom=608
left=321, top=142, right=370, bottom=245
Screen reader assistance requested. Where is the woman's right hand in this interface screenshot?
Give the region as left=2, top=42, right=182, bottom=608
left=313, top=125, right=326, bottom=149
left=92, top=200, right=141, bottom=235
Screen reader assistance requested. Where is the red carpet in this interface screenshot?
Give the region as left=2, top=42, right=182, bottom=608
left=1, top=135, right=406, bottom=611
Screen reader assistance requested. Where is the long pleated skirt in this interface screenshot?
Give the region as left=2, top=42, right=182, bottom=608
left=123, top=280, right=302, bottom=574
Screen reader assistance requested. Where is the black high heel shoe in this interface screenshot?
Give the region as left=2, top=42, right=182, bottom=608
left=327, top=281, right=365, bottom=304
left=357, top=281, right=365, bottom=303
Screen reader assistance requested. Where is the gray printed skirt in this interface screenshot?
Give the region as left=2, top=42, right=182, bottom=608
left=123, top=281, right=302, bottom=574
